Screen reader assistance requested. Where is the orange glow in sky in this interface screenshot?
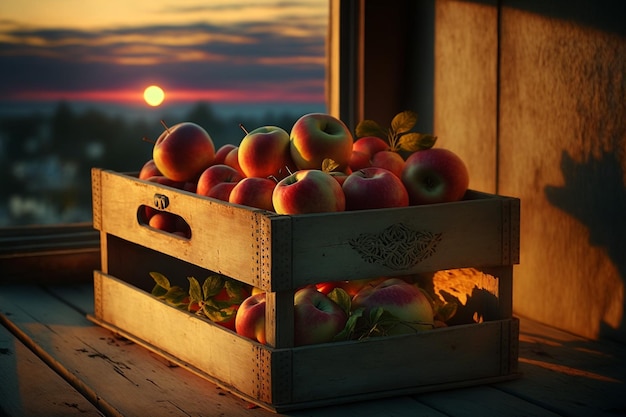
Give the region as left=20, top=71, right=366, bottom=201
left=0, top=1, right=328, bottom=108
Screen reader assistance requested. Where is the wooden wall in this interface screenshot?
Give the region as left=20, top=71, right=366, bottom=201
left=434, top=0, right=626, bottom=341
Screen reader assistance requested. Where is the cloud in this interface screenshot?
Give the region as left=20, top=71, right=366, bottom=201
left=0, top=3, right=327, bottom=104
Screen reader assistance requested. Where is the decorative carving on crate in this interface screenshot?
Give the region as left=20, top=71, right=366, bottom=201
left=348, top=223, right=442, bottom=270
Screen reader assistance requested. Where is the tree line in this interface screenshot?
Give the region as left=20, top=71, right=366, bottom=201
left=0, top=101, right=305, bottom=226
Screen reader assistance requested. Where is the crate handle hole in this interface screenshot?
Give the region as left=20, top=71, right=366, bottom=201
left=137, top=205, right=192, bottom=239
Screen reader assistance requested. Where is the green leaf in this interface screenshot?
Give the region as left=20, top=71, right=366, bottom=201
left=369, top=306, right=385, bottom=324
left=202, top=275, right=225, bottom=299
left=202, top=303, right=236, bottom=324
left=333, top=308, right=364, bottom=341
left=355, top=119, right=387, bottom=140
left=398, top=133, right=437, bottom=152
left=391, top=110, right=418, bottom=134
left=149, top=271, right=171, bottom=290
left=151, top=284, right=168, bottom=298
left=188, top=277, right=203, bottom=303
left=327, top=288, right=351, bottom=316
left=224, top=279, right=249, bottom=304
left=163, top=286, right=188, bottom=307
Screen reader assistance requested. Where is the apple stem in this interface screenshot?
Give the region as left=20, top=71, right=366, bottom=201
left=268, top=175, right=279, bottom=183
left=142, top=137, right=155, bottom=144
left=160, top=120, right=171, bottom=134
left=285, top=165, right=294, bottom=176
left=239, top=124, right=249, bottom=135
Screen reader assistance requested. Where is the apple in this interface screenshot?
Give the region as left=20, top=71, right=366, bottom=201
left=328, top=171, right=349, bottom=186
left=229, top=177, right=277, bottom=212
left=349, top=150, right=372, bottom=171
left=223, top=146, right=245, bottom=176
left=238, top=126, right=295, bottom=180
left=272, top=169, right=346, bottom=214
left=352, top=136, right=389, bottom=156
left=370, top=151, right=405, bottom=178
left=290, top=113, right=354, bottom=170
left=401, top=148, right=469, bottom=205
left=342, top=167, right=409, bottom=210
left=235, top=292, right=267, bottom=344
left=153, top=122, right=216, bottom=182
left=214, top=144, right=237, bottom=165
left=139, top=159, right=161, bottom=180
left=145, top=175, right=196, bottom=193
left=147, top=211, right=178, bottom=233
left=351, top=278, right=434, bottom=335
left=293, top=287, right=348, bottom=346
left=196, top=164, right=244, bottom=197
left=146, top=211, right=190, bottom=238
left=316, top=277, right=386, bottom=297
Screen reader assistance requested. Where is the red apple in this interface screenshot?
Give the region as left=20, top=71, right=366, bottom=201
left=328, top=171, right=349, bottom=186
left=316, top=277, right=386, bottom=297
left=342, top=167, right=409, bottom=210
left=238, top=126, right=295, bottom=180
left=352, top=136, right=390, bottom=156
left=401, top=148, right=469, bottom=205
left=349, top=150, right=372, bottom=171
left=139, top=159, right=161, bottom=180
left=196, top=164, right=244, bottom=197
left=214, top=144, right=237, bottom=165
left=223, top=146, right=245, bottom=176
left=147, top=211, right=178, bottom=233
left=145, top=175, right=196, bottom=193
left=290, top=113, right=354, bottom=171
left=371, top=151, right=405, bottom=178
left=294, top=287, right=348, bottom=346
left=235, top=292, right=267, bottom=344
left=351, top=278, right=434, bottom=335
left=229, top=177, right=277, bottom=212
left=153, top=122, right=216, bottom=182
left=272, top=169, right=346, bottom=214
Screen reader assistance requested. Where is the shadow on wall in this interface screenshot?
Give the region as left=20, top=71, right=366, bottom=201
left=544, top=150, right=626, bottom=342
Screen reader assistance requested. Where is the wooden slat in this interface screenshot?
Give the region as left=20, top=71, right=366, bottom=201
left=495, top=316, right=626, bottom=417
left=0, top=323, right=103, bottom=417
left=0, top=285, right=274, bottom=417
left=94, top=169, right=519, bottom=292
left=0, top=283, right=450, bottom=417
left=417, top=385, right=562, bottom=417
left=90, top=271, right=519, bottom=411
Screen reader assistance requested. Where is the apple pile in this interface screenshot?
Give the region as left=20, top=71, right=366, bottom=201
left=150, top=271, right=458, bottom=346
left=137, top=111, right=470, bottom=237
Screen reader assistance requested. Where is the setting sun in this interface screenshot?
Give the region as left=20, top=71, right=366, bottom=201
left=144, top=85, right=165, bottom=106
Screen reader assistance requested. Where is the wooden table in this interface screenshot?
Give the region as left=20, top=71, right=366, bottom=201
left=1, top=282, right=624, bottom=417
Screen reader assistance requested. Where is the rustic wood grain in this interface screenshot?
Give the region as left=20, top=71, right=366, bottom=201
left=434, top=0, right=499, bottom=194
left=0, top=324, right=103, bottom=417
left=497, top=2, right=626, bottom=341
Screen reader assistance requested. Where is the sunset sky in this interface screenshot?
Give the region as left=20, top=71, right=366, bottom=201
left=0, top=0, right=328, bottom=110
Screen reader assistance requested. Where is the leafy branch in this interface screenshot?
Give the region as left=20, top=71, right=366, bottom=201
left=149, top=272, right=249, bottom=325
left=355, top=110, right=437, bottom=153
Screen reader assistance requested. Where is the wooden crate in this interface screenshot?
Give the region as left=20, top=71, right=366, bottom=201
left=90, top=168, right=520, bottom=412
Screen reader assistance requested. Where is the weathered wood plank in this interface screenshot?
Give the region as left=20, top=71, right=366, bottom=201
left=434, top=0, right=499, bottom=194
left=0, top=285, right=275, bottom=417
left=496, top=1, right=626, bottom=341
left=0, top=324, right=103, bottom=417
left=417, top=385, right=561, bottom=417
left=495, top=316, right=626, bottom=417
left=0, top=284, right=449, bottom=417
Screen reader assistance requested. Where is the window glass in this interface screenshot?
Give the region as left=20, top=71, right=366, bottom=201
left=0, top=0, right=328, bottom=226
